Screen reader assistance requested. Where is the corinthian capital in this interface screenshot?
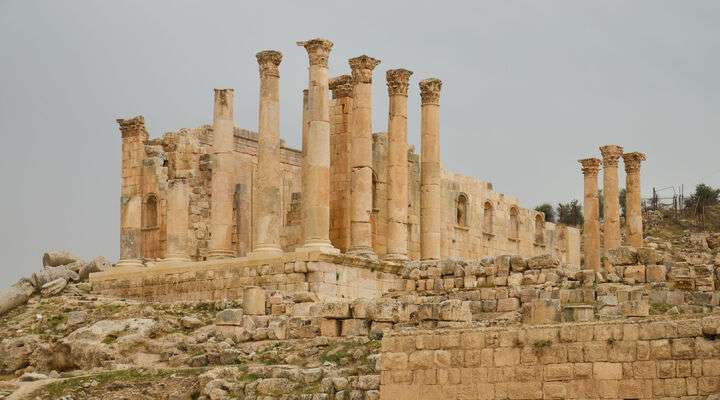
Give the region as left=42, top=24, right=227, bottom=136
left=419, top=78, right=442, bottom=105
left=117, top=115, right=148, bottom=139
left=349, top=55, right=381, bottom=84
left=599, top=145, right=624, bottom=167
left=256, top=50, right=282, bottom=78
left=579, top=158, right=602, bottom=176
left=622, top=152, right=646, bottom=173
left=297, top=38, right=333, bottom=67
left=329, top=75, right=353, bottom=99
left=386, top=69, right=413, bottom=96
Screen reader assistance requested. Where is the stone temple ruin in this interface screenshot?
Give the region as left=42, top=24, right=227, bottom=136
left=84, top=39, right=720, bottom=399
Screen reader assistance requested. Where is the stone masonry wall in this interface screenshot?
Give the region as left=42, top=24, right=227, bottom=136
left=379, top=315, right=720, bottom=399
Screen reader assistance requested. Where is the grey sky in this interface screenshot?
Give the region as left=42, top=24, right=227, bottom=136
left=1, top=1, right=718, bottom=286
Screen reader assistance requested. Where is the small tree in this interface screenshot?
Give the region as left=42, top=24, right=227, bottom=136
left=557, top=200, right=584, bottom=227
left=534, top=203, right=556, bottom=223
left=685, top=183, right=720, bottom=223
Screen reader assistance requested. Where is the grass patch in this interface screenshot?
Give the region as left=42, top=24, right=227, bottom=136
left=532, top=339, right=552, bottom=349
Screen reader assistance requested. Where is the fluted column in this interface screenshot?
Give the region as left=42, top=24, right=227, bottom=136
left=329, top=75, right=353, bottom=252
left=579, top=158, right=601, bottom=271
left=165, top=178, right=190, bottom=262
left=250, top=50, right=284, bottom=257
left=296, top=38, right=339, bottom=254
left=600, top=145, right=624, bottom=250
left=623, top=152, right=646, bottom=248
left=116, top=116, right=148, bottom=268
left=347, top=55, right=381, bottom=258
left=208, top=88, right=235, bottom=259
left=420, top=78, right=443, bottom=261
left=385, top=69, right=413, bottom=261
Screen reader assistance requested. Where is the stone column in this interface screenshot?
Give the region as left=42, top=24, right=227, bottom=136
left=296, top=38, right=339, bottom=254
left=579, top=158, right=601, bottom=271
left=623, top=152, right=646, bottom=248
left=208, top=88, right=236, bottom=259
left=385, top=68, right=413, bottom=261
left=348, top=55, right=381, bottom=258
left=250, top=50, right=284, bottom=257
left=600, top=145, right=624, bottom=251
left=419, top=78, right=443, bottom=261
left=165, top=178, right=190, bottom=262
left=329, top=75, right=353, bottom=252
left=116, top=116, right=148, bottom=268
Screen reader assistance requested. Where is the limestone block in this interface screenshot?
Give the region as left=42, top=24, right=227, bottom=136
left=497, top=297, right=520, bottom=312
left=525, top=299, right=561, bottom=325
left=507, top=273, right=523, bottom=287
left=606, top=246, right=638, bottom=266
left=319, top=302, right=351, bottom=319
left=368, top=299, right=402, bottom=322
left=341, top=319, right=371, bottom=337
left=370, top=321, right=393, bottom=336
left=319, top=318, right=341, bottom=337
left=637, top=247, right=660, bottom=265
left=40, top=278, right=67, bottom=297
left=646, top=265, right=667, bottom=283
left=438, top=300, right=471, bottom=322
left=593, top=362, right=623, bottom=380
left=509, top=256, right=527, bottom=272
left=243, top=286, right=266, bottom=315
left=621, top=299, right=649, bottom=317
left=623, top=265, right=646, bottom=283
left=527, top=254, right=560, bottom=269
left=351, top=299, right=369, bottom=318
left=215, top=309, right=244, bottom=325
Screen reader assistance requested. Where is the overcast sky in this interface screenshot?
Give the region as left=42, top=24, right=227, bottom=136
left=0, top=1, right=718, bottom=286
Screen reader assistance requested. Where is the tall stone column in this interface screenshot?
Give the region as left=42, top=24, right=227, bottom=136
left=385, top=68, right=413, bottom=261
left=600, top=145, right=624, bottom=250
left=165, top=178, right=190, bottom=262
left=579, top=158, right=601, bottom=271
left=250, top=50, right=284, bottom=257
left=296, top=38, right=339, bottom=254
left=623, top=152, right=646, bottom=248
left=116, top=116, right=148, bottom=268
left=348, top=55, right=381, bottom=258
left=208, top=88, right=236, bottom=259
left=329, top=75, right=353, bottom=252
left=419, top=78, right=443, bottom=261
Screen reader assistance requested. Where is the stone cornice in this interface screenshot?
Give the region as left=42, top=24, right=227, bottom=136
left=256, top=50, right=282, bottom=78
left=419, top=78, right=442, bottom=105
left=329, top=75, right=353, bottom=99
left=386, top=69, right=413, bottom=96
left=623, top=152, right=646, bottom=173
left=599, top=144, right=624, bottom=167
left=349, top=55, right=381, bottom=84
left=297, top=38, right=333, bottom=67
left=578, top=158, right=602, bottom=175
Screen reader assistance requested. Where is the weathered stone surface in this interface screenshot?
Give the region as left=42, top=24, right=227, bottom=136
left=40, top=278, right=67, bottom=297
left=606, top=246, right=638, bottom=266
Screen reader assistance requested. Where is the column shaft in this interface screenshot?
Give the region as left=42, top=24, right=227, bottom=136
left=580, top=158, right=601, bottom=271
left=420, top=78, right=442, bottom=261
left=296, top=38, right=339, bottom=254
left=117, top=116, right=148, bottom=268
left=600, top=145, right=623, bottom=250
left=208, top=88, right=236, bottom=259
left=348, top=55, right=381, bottom=258
left=623, top=152, right=646, bottom=248
left=329, top=75, right=353, bottom=252
left=385, top=69, right=413, bottom=261
left=251, top=50, right=283, bottom=257
left=165, top=178, right=190, bottom=261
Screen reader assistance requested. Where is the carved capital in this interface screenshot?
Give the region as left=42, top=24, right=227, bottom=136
left=256, top=50, right=282, bottom=78
left=599, top=144, right=624, bottom=167
left=579, top=158, right=602, bottom=176
left=386, top=69, right=413, bottom=96
left=117, top=115, right=148, bottom=139
left=622, top=152, right=646, bottom=173
left=297, top=38, right=333, bottom=67
left=419, top=78, right=442, bottom=105
left=214, top=88, right=234, bottom=107
left=348, top=55, right=381, bottom=84
left=329, top=75, right=353, bottom=99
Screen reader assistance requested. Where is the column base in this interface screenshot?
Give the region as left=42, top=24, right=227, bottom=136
left=296, top=241, right=340, bottom=255
left=248, top=245, right=284, bottom=259
left=115, top=258, right=144, bottom=268
left=346, top=246, right=378, bottom=261
left=207, top=250, right=235, bottom=259
left=162, top=255, right=191, bottom=263
left=383, top=253, right=409, bottom=263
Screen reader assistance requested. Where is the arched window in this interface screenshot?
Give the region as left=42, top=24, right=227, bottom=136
left=483, top=201, right=494, bottom=234
left=534, top=214, right=545, bottom=244
left=143, top=194, right=158, bottom=228
left=509, top=207, right=519, bottom=239
left=456, top=193, right=468, bottom=226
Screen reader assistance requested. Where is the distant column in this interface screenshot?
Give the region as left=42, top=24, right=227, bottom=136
left=579, top=158, right=602, bottom=271
left=329, top=75, right=353, bottom=252
left=116, top=116, right=148, bottom=268
left=600, top=144, right=624, bottom=250
left=385, top=68, right=413, bottom=261
left=419, top=78, right=443, bottom=261
left=623, top=152, right=646, bottom=248
left=250, top=50, right=284, bottom=257
left=165, top=178, right=190, bottom=262
left=348, top=55, right=381, bottom=258
left=208, top=88, right=236, bottom=259
left=296, top=38, right=339, bottom=254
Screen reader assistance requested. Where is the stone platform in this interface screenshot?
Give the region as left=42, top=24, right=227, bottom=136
left=89, top=251, right=404, bottom=302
